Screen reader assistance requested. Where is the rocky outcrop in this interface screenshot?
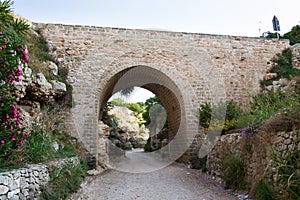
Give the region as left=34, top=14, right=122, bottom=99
left=291, top=43, right=300, bottom=70
left=106, top=106, right=149, bottom=150
left=15, top=62, right=67, bottom=103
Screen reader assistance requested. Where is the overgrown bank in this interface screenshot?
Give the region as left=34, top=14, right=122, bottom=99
left=0, top=1, right=87, bottom=199
left=199, top=45, right=300, bottom=199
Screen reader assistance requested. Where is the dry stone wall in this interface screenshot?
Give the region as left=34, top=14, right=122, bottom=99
left=206, top=129, right=300, bottom=185
left=32, top=22, right=290, bottom=163
left=0, top=157, right=79, bottom=200
left=0, top=165, right=48, bottom=200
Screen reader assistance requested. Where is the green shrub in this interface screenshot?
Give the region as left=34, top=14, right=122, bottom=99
left=283, top=25, right=300, bottom=45
left=271, top=49, right=300, bottom=79
left=254, top=181, right=276, bottom=200
left=269, top=145, right=300, bottom=200
left=236, top=90, right=300, bottom=128
left=199, top=100, right=242, bottom=132
left=40, top=161, right=88, bottom=200
left=222, top=153, right=245, bottom=190
left=25, top=29, right=55, bottom=76
left=261, top=48, right=300, bottom=87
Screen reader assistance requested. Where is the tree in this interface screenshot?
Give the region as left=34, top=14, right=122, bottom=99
left=283, top=25, right=300, bottom=45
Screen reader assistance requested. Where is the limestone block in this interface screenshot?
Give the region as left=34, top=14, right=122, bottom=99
left=7, top=189, right=20, bottom=200
left=272, top=80, right=280, bottom=86
left=8, top=177, right=19, bottom=191
left=20, top=177, right=29, bottom=189
left=266, top=85, right=273, bottom=91
left=23, top=66, right=32, bottom=80
left=33, top=171, right=39, bottom=177
left=264, top=73, right=277, bottom=80
left=278, top=78, right=288, bottom=86
left=45, top=61, right=58, bottom=76
left=49, top=80, right=67, bottom=94
left=0, top=176, right=8, bottom=185
left=273, top=85, right=280, bottom=92
left=0, top=185, right=9, bottom=195
left=36, top=73, right=52, bottom=91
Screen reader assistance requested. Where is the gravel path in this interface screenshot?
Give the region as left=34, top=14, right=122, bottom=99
left=70, top=151, right=238, bottom=200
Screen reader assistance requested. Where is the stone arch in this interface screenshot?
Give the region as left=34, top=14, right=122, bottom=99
left=96, top=64, right=199, bottom=162
left=98, top=66, right=182, bottom=139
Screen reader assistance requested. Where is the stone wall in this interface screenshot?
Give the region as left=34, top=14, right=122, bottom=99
left=0, top=157, right=79, bottom=200
left=206, top=129, right=300, bottom=185
left=0, top=165, right=48, bottom=200
left=32, top=22, right=290, bottom=163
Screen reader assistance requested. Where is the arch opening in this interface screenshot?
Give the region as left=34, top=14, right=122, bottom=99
left=99, top=66, right=183, bottom=141
left=97, top=65, right=190, bottom=173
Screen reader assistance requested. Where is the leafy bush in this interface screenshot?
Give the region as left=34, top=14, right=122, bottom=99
left=270, top=48, right=300, bottom=79
left=254, top=181, right=276, bottom=200
left=269, top=145, right=300, bottom=200
left=142, top=96, right=163, bottom=126
left=236, top=90, right=300, bottom=128
left=40, top=161, right=88, bottom=200
left=0, top=0, right=30, bottom=164
left=283, top=25, right=300, bottom=45
left=261, top=48, right=300, bottom=87
left=199, top=100, right=241, bottom=132
left=222, top=153, right=245, bottom=190
left=0, top=104, right=80, bottom=172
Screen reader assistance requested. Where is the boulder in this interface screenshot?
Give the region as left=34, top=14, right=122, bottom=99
left=44, top=61, right=58, bottom=76
left=49, top=80, right=67, bottom=94
left=35, top=72, right=52, bottom=91
left=264, top=73, right=277, bottom=80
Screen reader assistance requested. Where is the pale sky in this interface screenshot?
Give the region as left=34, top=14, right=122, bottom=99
left=13, top=0, right=300, bottom=37
left=12, top=0, right=300, bottom=102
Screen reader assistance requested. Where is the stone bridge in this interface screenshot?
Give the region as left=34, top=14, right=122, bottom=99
left=34, top=23, right=289, bottom=166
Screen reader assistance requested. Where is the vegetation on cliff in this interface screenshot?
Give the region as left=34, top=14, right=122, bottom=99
left=199, top=49, right=300, bottom=199
left=0, top=1, right=87, bottom=199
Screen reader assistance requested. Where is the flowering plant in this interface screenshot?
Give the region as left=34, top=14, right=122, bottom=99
left=240, top=123, right=258, bottom=138
left=0, top=0, right=30, bottom=163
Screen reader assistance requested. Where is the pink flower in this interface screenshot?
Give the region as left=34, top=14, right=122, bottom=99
left=0, top=45, right=6, bottom=50
left=12, top=136, right=17, bottom=141
left=19, top=158, right=23, bottom=163
left=6, top=114, right=10, bottom=123
left=19, top=138, right=26, bottom=147
left=1, top=140, right=4, bottom=144
left=17, top=130, right=21, bottom=135
left=21, top=47, right=29, bottom=63
left=12, top=105, right=18, bottom=118
left=17, top=138, right=26, bottom=150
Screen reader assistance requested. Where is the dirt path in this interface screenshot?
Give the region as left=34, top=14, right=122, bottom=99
left=70, top=151, right=238, bottom=200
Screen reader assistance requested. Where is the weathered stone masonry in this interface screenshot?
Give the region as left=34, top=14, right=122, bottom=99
left=33, top=22, right=290, bottom=164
